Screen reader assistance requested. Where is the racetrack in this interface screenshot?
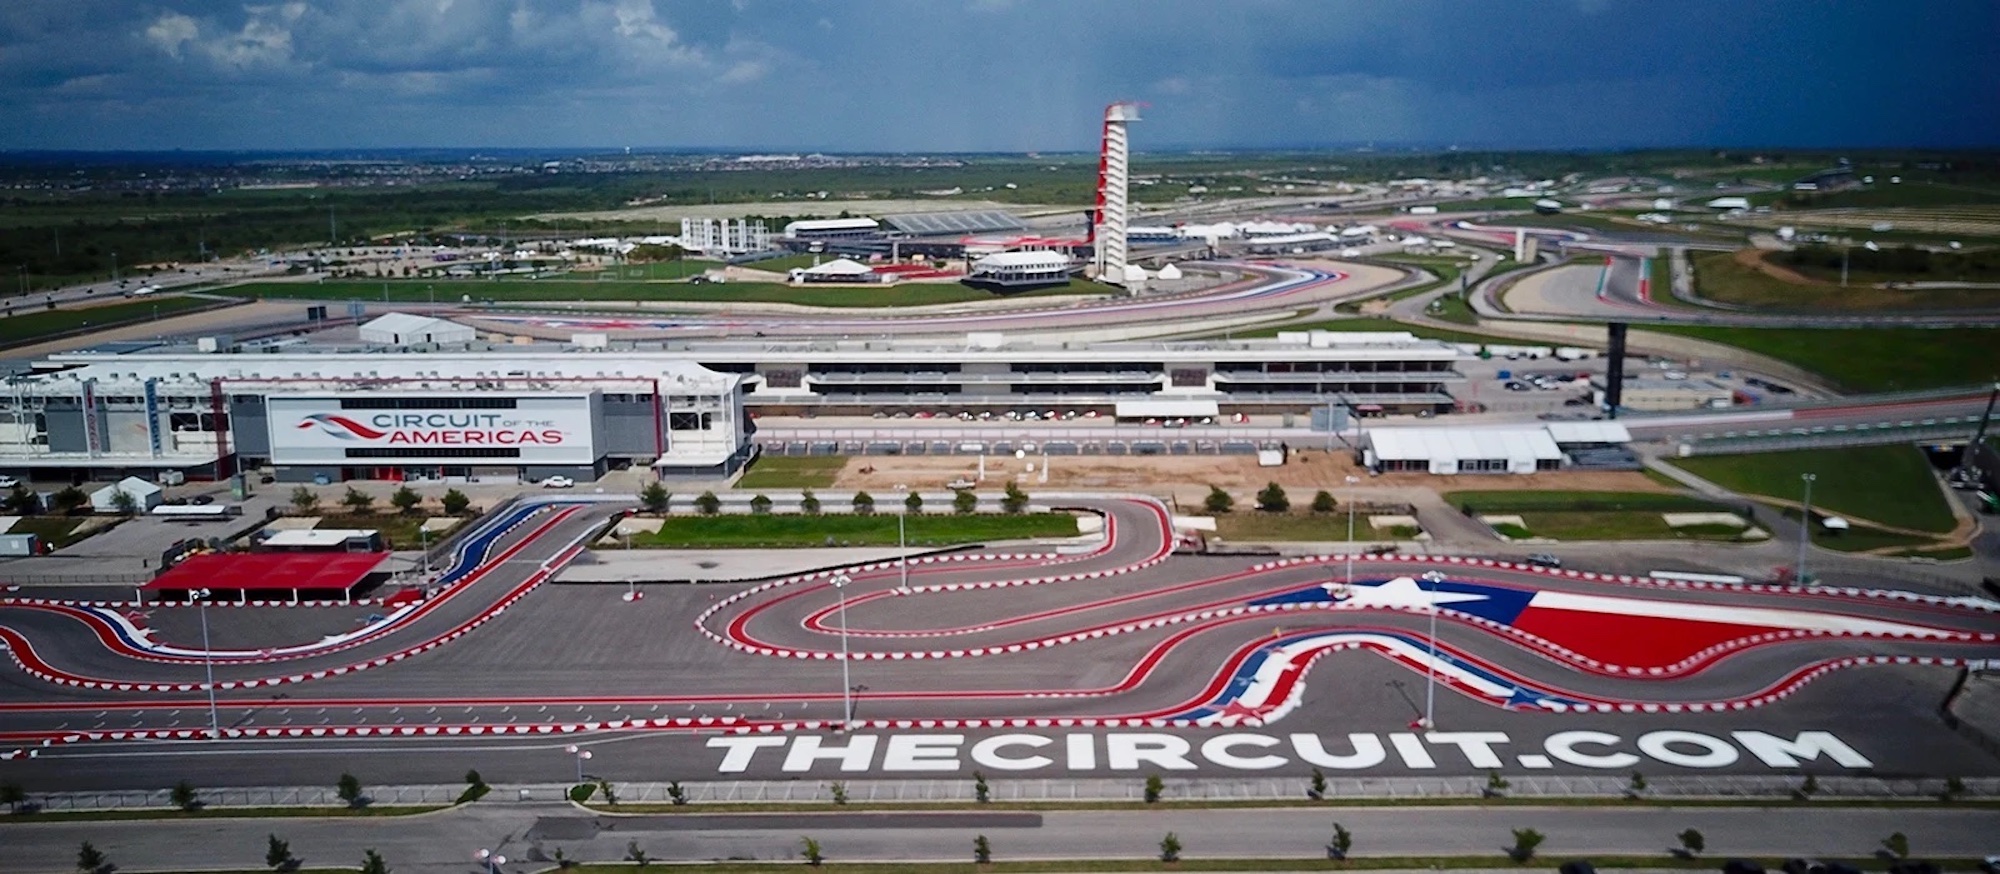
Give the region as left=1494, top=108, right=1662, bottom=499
left=2, top=493, right=1996, bottom=789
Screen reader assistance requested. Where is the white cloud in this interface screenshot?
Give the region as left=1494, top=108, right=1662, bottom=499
left=719, top=59, right=767, bottom=84
left=144, top=12, right=198, bottom=60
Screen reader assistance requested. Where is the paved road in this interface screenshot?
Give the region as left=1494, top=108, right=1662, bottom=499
left=3, top=802, right=1996, bottom=873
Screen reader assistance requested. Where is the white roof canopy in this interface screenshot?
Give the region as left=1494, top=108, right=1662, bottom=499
left=1543, top=421, right=1632, bottom=444
left=1115, top=399, right=1219, bottom=418
left=1367, top=427, right=1562, bottom=464
left=795, top=258, right=873, bottom=276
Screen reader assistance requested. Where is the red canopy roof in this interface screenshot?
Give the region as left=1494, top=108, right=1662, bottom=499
left=143, top=552, right=389, bottom=593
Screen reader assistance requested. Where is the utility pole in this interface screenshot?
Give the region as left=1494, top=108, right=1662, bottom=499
left=1949, top=382, right=2000, bottom=489
left=1796, top=473, right=1817, bottom=584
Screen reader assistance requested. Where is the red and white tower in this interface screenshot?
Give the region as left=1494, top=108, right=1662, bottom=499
left=1092, top=102, right=1141, bottom=285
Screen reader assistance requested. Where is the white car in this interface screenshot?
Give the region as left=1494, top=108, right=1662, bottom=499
left=0, top=476, right=17, bottom=489
left=540, top=476, right=575, bottom=489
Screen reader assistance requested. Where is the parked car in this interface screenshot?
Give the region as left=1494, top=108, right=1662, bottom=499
left=541, top=476, right=576, bottom=489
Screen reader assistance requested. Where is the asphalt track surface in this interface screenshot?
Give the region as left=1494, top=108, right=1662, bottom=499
left=3, top=494, right=1998, bottom=789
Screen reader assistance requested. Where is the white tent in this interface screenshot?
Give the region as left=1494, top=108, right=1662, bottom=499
left=1363, top=427, right=1561, bottom=475
left=1155, top=263, right=1184, bottom=280
left=359, top=313, right=474, bottom=346
left=91, top=476, right=164, bottom=513
left=793, top=258, right=874, bottom=277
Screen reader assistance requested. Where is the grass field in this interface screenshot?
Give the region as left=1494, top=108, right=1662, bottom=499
left=1445, top=491, right=1761, bottom=542
left=1425, top=292, right=1479, bottom=325
left=218, top=278, right=1111, bottom=308
left=1670, top=446, right=1956, bottom=533
left=1688, top=250, right=2000, bottom=311
left=1636, top=324, right=2000, bottom=393
left=736, top=455, right=846, bottom=489
left=0, top=296, right=223, bottom=347
left=1213, top=512, right=1400, bottom=542
left=4, top=516, right=96, bottom=549
left=1443, top=490, right=1720, bottom=512
left=1509, top=510, right=1754, bottom=542
left=637, top=512, right=1076, bottom=548
left=309, top=512, right=463, bottom=550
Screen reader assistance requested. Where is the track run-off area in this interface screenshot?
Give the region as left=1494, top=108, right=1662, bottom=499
left=2, top=496, right=1997, bottom=784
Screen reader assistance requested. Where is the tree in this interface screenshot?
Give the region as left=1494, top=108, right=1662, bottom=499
left=1484, top=770, right=1510, bottom=798
left=904, top=491, right=924, bottom=515
left=170, top=779, right=199, bottom=811
left=1328, top=822, right=1353, bottom=860
left=1311, top=490, right=1337, bottom=514
left=667, top=781, right=688, bottom=806
left=1308, top=767, right=1327, bottom=800
left=1001, top=482, right=1028, bottom=514
left=1508, top=827, right=1545, bottom=863
left=973, top=771, right=990, bottom=803
left=749, top=493, right=773, bottom=514
left=638, top=481, right=670, bottom=514
left=625, top=840, right=651, bottom=868
left=1882, top=832, right=1909, bottom=859
left=1144, top=774, right=1164, bottom=803
left=1794, top=774, right=1820, bottom=800
left=800, top=836, right=824, bottom=867
left=1203, top=485, right=1234, bottom=514
left=4, top=484, right=37, bottom=515
left=1626, top=771, right=1648, bottom=799
left=695, top=490, right=721, bottom=515
left=265, top=834, right=294, bottom=870
left=110, top=488, right=139, bottom=516
left=851, top=491, right=875, bottom=515
left=288, top=486, right=319, bottom=513
left=389, top=486, right=420, bottom=515
left=441, top=488, right=471, bottom=516
left=359, top=849, right=388, bottom=874
left=799, top=489, right=821, bottom=515
left=953, top=489, right=978, bottom=515
left=1256, top=481, right=1289, bottom=512
left=596, top=777, right=618, bottom=806
left=51, top=486, right=87, bottom=515
left=77, top=841, right=110, bottom=874
left=1677, top=828, right=1705, bottom=858
left=0, top=782, right=25, bottom=814
left=973, top=834, right=992, bottom=864
left=1942, top=775, right=1966, bottom=801
left=828, top=781, right=848, bottom=805
left=336, top=773, right=364, bottom=808
left=341, top=487, right=374, bottom=515
left=1159, top=832, right=1182, bottom=863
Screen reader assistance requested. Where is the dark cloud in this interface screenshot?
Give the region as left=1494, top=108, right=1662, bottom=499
left=0, top=0, right=1994, bottom=150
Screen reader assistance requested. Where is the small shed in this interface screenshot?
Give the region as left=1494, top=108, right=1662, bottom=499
left=359, top=312, right=475, bottom=346
left=91, top=476, right=164, bottom=513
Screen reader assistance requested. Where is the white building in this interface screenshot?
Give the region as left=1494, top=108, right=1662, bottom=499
left=358, top=313, right=475, bottom=347
left=680, top=218, right=771, bottom=255
left=90, top=476, right=163, bottom=513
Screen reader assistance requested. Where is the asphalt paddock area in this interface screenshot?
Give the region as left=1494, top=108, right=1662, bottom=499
left=3, top=497, right=1997, bottom=789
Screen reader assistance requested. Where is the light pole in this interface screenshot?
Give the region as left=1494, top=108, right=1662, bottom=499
left=1797, top=473, right=1817, bottom=584
left=565, top=744, right=592, bottom=783
left=1419, top=570, right=1445, bottom=731
left=475, top=848, right=506, bottom=874
left=1343, top=475, right=1360, bottom=585
left=895, top=484, right=910, bottom=594
left=191, top=587, right=221, bottom=739
left=830, top=573, right=854, bottom=729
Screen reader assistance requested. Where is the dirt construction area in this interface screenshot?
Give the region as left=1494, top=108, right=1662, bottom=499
left=831, top=450, right=1671, bottom=507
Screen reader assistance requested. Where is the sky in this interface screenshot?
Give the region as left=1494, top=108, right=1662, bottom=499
left=2, top=0, right=1997, bottom=153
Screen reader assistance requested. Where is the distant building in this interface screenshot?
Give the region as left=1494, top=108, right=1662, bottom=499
left=783, top=218, right=880, bottom=240
left=358, top=313, right=475, bottom=347
left=681, top=218, right=770, bottom=255
left=963, top=251, right=1076, bottom=291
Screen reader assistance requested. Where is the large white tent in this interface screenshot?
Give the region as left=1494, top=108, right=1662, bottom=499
left=1363, top=427, right=1562, bottom=475
left=90, top=476, right=164, bottom=513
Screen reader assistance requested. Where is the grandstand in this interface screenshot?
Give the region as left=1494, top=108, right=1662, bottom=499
left=962, top=251, right=1077, bottom=291
left=884, top=210, right=1026, bottom=237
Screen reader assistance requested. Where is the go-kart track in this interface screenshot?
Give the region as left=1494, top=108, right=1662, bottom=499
left=2, top=497, right=1997, bottom=790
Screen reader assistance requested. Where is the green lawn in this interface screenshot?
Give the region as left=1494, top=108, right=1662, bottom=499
left=1424, top=292, right=1479, bottom=325
left=218, top=278, right=1112, bottom=308
left=0, top=296, right=227, bottom=347
left=1636, top=324, right=2000, bottom=393
left=1213, top=512, right=1398, bottom=542
left=733, top=253, right=841, bottom=273
left=736, top=455, right=846, bottom=489
left=1443, top=490, right=1721, bottom=513
left=1688, top=250, right=2000, bottom=311
left=1670, top=445, right=1956, bottom=533
left=3, top=515, right=97, bottom=549
left=638, top=512, right=1077, bottom=548
left=586, top=260, right=714, bottom=281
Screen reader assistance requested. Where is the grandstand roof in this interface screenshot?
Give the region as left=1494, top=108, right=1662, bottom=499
left=884, top=210, right=1026, bottom=236
left=784, top=218, right=880, bottom=235
left=1366, top=427, right=1562, bottom=464
left=1542, top=421, right=1632, bottom=445
left=145, top=552, right=388, bottom=593
left=973, top=251, right=1071, bottom=270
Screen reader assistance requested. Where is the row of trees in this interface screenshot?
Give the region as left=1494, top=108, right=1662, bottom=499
left=288, top=486, right=471, bottom=517
left=638, top=481, right=1032, bottom=516
left=4, top=483, right=89, bottom=516
left=77, top=839, right=388, bottom=874
left=1203, top=482, right=1344, bottom=514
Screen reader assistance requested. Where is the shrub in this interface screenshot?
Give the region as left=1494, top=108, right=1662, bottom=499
left=625, top=840, right=650, bottom=867
left=800, top=489, right=821, bottom=515
left=828, top=781, right=848, bottom=805
left=800, top=836, right=823, bottom=867
left=341, top=487, right=374, bottom=515
left=336, top=773, right=364, bottom=808
left=1484, top=771, right=1510, bottom=798
left=441, top=488, right=471, bottom=516
left=749, top=494, right=773, bottom=514
left=1001, top=482, right=1028, bottom=514
left=973, top=834, right=992, bottom=864
left=1311, top=490, right=1337, bottom=514
left=904, top=491, right=923, bottom=514
left=973, top=771, right=990, bottom=803
left=170, top=779, right=200, bottom=811
left=695, top=491, right=721, bottom=515
left=289, top=486, right=319, bottom=513
left=1328, top=822, right=1353, bottom=860
left=567, top=783, right=595, bottom=803
left=0, top=782, right=26, bottom=814
left=1159, top=832, right=1182, bottom=863
left=1308, top=767, right=1327, bottom=800
left=1678, top=828, right=1705, bottom=857
left=668, top=781, right=688, bottom=806
left=953, top=489, right=978, bottom=515
left=1203, top=485, right=1234, bottom=514
left=1882, top=832, right=1909, bottom=859
left=78, top=841, right=112, bottom=874
left=359, top=849, right=387, bottom=874
left=390, top=486, right=420, bottom=515
left=265, top=835, right=293, bottom=870
left=851, top=491, right=875, bottom=515
left=638, top=482, right=669, bottom=514
left=1256, top=482, right=1289, bottom=512
left=1143, top=774, right=1164, bottom=803
left=1508, top=827, right=1544, bottom=863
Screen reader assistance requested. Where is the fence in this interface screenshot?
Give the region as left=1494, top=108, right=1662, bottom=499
left=22, top=774, right=1998, bottom=812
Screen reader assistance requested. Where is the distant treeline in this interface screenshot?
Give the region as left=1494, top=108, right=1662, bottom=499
left=1776, top=244, right=2000, bottom=281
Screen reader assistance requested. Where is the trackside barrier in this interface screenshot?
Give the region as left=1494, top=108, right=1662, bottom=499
left=14, top=775, right=1997, bottom=812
